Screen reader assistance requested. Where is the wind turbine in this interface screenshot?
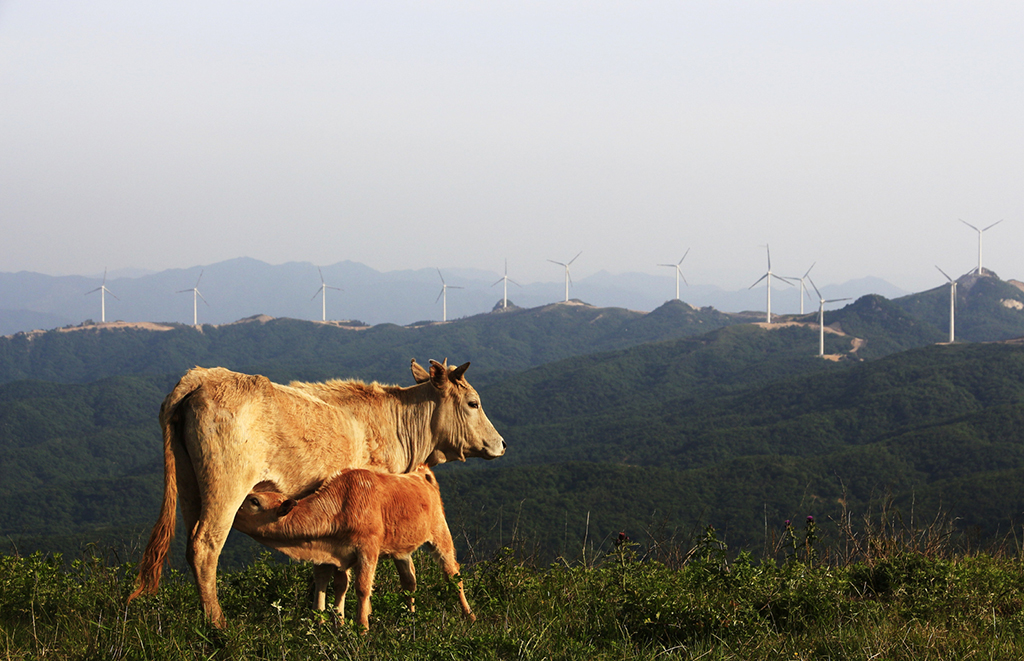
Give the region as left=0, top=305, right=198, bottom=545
left=436, top=269, right=462, bottom=322
left=808, top=277, right=850, bottom=358
left=491, top=259, right=521, bottom=309
left=658, top=248, right=690, bottom=301
left=748, top=245, right=794, bottom=324
left=311, top=266, right=342, bottom=322
left=177, top=270, right=208, bottom=326
left=786, top=263, right=816, bottom=315
left=959, top=218, right=1003, bottom=276
left=936, top=266, right=957, bottom=343
left=548, top=251, right=581, bottom=303
left=85, top=268, right=118, bottom=323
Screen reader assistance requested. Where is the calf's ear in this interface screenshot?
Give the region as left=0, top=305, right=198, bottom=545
left=410, top=359, right=430, bottom=384
left=278, top=499, right=297, bottom=516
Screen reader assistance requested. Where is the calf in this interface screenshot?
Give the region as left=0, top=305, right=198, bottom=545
left=233, top=465, right=474, bottom=629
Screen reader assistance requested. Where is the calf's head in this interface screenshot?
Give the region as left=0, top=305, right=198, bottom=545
left=411, top=359, right=506, bottom=464
left=233, top=491, right=295, bottom=535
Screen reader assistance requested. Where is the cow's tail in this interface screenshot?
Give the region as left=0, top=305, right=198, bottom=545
left=128, top=376, right=196, bottom=602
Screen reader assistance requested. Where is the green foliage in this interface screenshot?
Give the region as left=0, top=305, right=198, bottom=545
left=6, top=528, right=1024, bottom=660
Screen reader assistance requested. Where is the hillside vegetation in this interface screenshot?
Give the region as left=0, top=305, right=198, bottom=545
left=3, top=306, right=1024, bottom=566
left=0, top=300, right=738, bottom=387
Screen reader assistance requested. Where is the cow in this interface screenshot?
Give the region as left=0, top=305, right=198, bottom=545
left=233, top=465, right=475, bottom=629
left=129, top=359, right=503, bottom=628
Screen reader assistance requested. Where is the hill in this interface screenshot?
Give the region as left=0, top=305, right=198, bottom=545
left=0, top=300, right=741, bottom=387
left=4, top=312, right=1024, bottom=564
left=892, top=271, right=1024, bottom=343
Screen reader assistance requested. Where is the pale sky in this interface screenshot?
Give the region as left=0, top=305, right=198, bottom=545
left=2, top=1, right=1023, bottom=292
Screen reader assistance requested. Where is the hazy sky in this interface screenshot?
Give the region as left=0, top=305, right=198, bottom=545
left=2, top=1, right=1023, bottom=291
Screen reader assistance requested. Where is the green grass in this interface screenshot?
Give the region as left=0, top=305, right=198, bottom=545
left=4, top=519, right=1024, bottom=660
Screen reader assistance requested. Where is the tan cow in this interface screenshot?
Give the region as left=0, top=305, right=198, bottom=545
left=129, top=359, right=503, bottom=628
left=234, top=465, right=474, bottom=629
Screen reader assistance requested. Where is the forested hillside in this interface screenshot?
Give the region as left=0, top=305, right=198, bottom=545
left=2, top=302, right=1024, bottom=564
left=0, top=300, right=739, bottom=387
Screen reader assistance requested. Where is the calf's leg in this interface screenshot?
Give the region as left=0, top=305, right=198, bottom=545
left=392, top=554, right=417, bottom=613
left=353, top=549, right=379, bottom=630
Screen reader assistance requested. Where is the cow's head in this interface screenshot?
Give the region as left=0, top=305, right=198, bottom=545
left=411, top=358, right=506, bottom=465
left=233, top=492, right=295, bottom=535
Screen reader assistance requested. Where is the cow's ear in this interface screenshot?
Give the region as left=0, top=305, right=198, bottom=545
left=429, top=359, right=450, bottom=390
left=410, top=359, right=430, bottom=384
left=278, top=499, right=296, bottom=517
left=450, top=361, right=470, bottom=383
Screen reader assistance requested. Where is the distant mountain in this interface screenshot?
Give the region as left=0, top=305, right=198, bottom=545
left=0, top=258, right=910, bottom=335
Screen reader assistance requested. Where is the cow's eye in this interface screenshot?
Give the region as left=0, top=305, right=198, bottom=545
left=249, top=497, right=260, bottom=507
left=468, top=400, right=480, bottom=409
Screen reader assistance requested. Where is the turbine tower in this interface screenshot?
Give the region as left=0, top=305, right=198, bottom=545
left=85, top=268, right=118, bottom=324
left=748, top=244, right=793, bottom=324
left=436, top=269, right=462, bottom=322
left=177, top=270, right=208, bottom=326
left=808, top=277, right=850, bottom=358
left=786, top=262, right=815, bottom=315
left=936, top=266, right=957, bottom=343
left=548, top=251, right=581, bottom=303
left=959, top=218, right=1003, bottom=276
left=490, top=259, right=520, bottom=309
left=311, top=266, right=342, bottom=322
left=658, top=248, right=690, bottom=301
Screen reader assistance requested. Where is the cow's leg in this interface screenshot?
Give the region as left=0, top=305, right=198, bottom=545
left=431, top=524, right=475, bottom=622
left=189, top=471, right=257, bottom=628
left=173, top=430, right=201, bottom=574
left=392, top=554, right=417, bottom=613
left=353, top=548, right=379, bottom=630
left=312, top=564, right=335, bottom=611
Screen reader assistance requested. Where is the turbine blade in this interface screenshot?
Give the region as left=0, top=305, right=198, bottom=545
left=435, top=288, right=444, bottom=304
left=771, top=274, right=795, bottom=286
left=807, top=276, right=822, bottom=301
left=437, top=268, right=445, bottom=285
left=679, top=248, right=690, bottom=265
left=984, top=218, right=1004, bottom=232
left=547, top=259, right=566, bottom=267
left=935, top=265, right=953, bottom=282
left=195, top=270, right=204, bottom=288
left=824, top=297, right=851, bottom=304
left=803, top=262, right=815, bottom=279
left=568, top=251, right=582, bottom=266
left=749, top=273, right=768, bottom=289
left=959, top=218, right=980, bottom=232
left=106, top=289, right=120, bottom=301
left=318, top=266, right=325, bottom=284
left=197, top=290, right=209, bottom=305
left=491, top=277, right=504, bottom=287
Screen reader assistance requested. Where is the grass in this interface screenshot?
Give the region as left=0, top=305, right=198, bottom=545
left=4, top=515, right=1024, bottom=660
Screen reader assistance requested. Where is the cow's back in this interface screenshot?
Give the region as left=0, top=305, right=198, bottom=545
left=177, top=367, right=388, bottom=498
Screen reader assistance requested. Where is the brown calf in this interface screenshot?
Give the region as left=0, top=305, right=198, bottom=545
left=233, top=466, right=475, bottom=629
